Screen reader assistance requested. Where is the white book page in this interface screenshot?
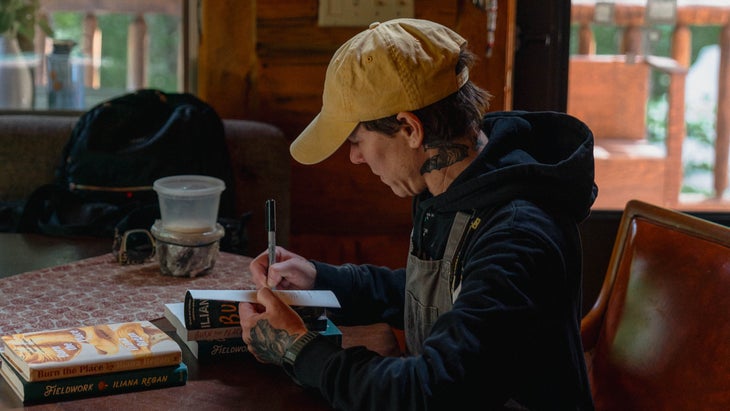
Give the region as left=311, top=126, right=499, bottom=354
left=187, top=289, right=341, bottom=308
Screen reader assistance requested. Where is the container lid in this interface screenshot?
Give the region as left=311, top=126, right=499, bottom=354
left=153, top=175, right=225, bottom=197
left=52, top=39, right=77, bottom=54
left=151, top=220, right=225, bottom=246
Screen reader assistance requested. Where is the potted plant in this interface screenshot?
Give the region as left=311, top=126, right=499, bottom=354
left=1, top=0, right=53, bottom=45
left=0, top=0, right=53, bottom=109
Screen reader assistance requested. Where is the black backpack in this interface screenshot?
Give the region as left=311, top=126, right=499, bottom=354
left=17, top=89, right=246, bottom=252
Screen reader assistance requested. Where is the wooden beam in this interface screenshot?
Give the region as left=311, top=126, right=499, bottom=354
left=197, top=0, right=257, bottom=118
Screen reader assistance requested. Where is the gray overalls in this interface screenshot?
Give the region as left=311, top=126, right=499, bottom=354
left=404, top=211, right=476, bottom=355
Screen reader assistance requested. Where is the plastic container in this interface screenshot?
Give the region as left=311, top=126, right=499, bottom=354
left=151, top=220, right=225, bottom=277
left=153, top=175, right=225, bottom=234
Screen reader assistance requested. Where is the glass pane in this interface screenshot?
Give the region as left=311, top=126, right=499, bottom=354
left=0, top=2, right=185, bottom=112
left=568, top=0, right=728, bottom=211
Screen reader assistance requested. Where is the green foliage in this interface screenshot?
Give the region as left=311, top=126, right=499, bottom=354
left=686, top=116, right=715, bottom=146
left=49, top=12, right=81, bottom=43
left=0, top=0, right=53, bottom=42
left=646, top=97, right=667, bottom=144
left=690, top=26, right=722, bottom=63
left=49, top=11, right=180, bottom=92
left=97, top=13, right=131, bottom=89
left=146, top=14, right=179, bottom=91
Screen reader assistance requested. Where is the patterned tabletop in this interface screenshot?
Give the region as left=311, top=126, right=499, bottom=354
left=0, top=252, right=254, bottom=336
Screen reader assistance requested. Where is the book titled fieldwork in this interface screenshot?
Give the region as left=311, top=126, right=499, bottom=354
left=181, top=319, right=343, bottom=361
left=0, top=353, right=187, bottom=404
left=0, top=321, right=182, bottom=382
left=184, top=289, right=341, bottom=330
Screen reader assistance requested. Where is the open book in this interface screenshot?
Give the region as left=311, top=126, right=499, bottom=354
left=184, top=289, right=340, bottom=330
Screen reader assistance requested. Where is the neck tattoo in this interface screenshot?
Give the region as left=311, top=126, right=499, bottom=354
left=420, top=142, right=469, bottom=174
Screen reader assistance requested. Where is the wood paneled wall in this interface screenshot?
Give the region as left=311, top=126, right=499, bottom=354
left=199, top=0, right=515, bottom=267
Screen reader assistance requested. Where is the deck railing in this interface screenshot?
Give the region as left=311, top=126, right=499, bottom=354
left=571, top=0, right=730, bottom=207
left=35, top=0, right=188, bottom=101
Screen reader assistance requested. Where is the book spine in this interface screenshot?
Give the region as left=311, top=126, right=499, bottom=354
left=320, top=319, right=343, bottom=347
left=27, top=352, right=182, bottom=382
left=15, top=363, right=187, bottom=404
left=185, top=326, right=242, bottom=341
left=185, top=328, right=342, bottom=362
left=184, top=290, right=240, bottom=329
left=191, top=339, right=249, bottom=361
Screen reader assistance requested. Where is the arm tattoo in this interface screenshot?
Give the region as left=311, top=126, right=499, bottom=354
left=249, top=319, right=300, bottom=366
left=420, top=142, right=469, bottom=174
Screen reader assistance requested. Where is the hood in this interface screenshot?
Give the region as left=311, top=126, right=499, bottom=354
left=424, top=111, right=598, bottom=222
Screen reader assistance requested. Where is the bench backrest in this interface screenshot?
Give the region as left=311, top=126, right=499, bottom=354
left=0, top=114, right=290, bottom=253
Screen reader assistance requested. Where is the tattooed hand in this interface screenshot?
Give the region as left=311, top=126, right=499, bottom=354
left=238, top=287, right=309, bottom=365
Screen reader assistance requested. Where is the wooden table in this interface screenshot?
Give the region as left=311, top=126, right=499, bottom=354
left=0, top=233, right=336, bottom=410
left=0, top=233, right=400, bottom=410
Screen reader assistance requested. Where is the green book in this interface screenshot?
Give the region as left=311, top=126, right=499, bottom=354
left=0, top=353, right=187, bottom=404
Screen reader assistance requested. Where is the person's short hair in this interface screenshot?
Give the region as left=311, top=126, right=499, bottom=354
left=362, top=49, right=492, bottom=146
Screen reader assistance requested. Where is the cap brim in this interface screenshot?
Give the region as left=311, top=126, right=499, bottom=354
left=290, top=112, right=358, bottom=165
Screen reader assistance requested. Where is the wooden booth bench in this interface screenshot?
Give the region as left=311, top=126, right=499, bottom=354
left=0, top=113, right=291, bottom=254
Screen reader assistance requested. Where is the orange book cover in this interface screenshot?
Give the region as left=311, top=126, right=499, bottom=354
left=1, top=321, right=182, bottom=382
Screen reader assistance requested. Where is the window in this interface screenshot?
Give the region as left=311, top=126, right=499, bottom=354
left=3, top=0, right=195, bottom=111
left=568, top=0, right=729, bottom=210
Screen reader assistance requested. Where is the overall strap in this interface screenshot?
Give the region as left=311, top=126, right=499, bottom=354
left=449, top=209, right=484, bottom=301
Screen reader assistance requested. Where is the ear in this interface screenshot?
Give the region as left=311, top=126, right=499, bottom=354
left=396, top=112, right=424, bottom=149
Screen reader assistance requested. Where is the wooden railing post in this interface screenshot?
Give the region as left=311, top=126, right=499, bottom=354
left=578, top=22, right=595, bottom=55
left=672, top=23, right=691, bottom=68
left=82, top=12, right=99, bottom=89
left=664, top=66, right=687, bottom=208
left=33, top=11, right=50, bottom=89
left=126, top=13, right=147, bottom=91
left=622, top=24, right=643, bottom=61
left=715, top=23, right=730, bottom=199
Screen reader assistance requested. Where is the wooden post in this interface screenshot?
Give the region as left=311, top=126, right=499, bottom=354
left=578, top=22, right=595, bottom=55
left=197, top=0, right=257, bottom=118
left=715, top=23, right=730, bottom=199
left=33, top=12, right=49, bottom=88
left=672, top=23, right=691, bottom=68
left=664, top=67, right=687, bottom=207
left=127, top=13, right=147, bottom=91
left=622, top=24, right=643, bottom=60
left=82, top=12, right=98, bottom=89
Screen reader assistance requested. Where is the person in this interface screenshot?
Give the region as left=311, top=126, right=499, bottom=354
left=238, top=18, right=596, bottom=410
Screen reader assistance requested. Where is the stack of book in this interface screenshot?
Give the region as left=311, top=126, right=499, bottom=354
left=0, top=320, right=187, bottom=404
left=163, top=289, right=343, bottom=362
left=164, top=302, right=249, bottom=361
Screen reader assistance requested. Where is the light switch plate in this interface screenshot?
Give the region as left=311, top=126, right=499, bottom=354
left=318, top=0, right=414, bottom=27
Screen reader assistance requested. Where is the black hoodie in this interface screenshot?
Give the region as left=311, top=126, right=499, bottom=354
left=296, top=111, right=597, bottom=411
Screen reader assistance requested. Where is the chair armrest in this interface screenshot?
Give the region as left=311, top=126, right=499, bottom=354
left=645, top=55, right=687, bottom=75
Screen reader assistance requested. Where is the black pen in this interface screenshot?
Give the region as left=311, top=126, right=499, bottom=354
left=265, top=199, right=276, bottom=286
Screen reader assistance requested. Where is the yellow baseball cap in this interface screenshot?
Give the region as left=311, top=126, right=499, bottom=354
left=290, top=18, right=470, bottom=165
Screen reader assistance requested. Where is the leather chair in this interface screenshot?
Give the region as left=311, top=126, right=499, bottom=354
left=581, top=199, right=730, bottom=410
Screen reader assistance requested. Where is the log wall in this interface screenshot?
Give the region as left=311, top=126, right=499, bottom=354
left=199, top=0, right=515, bottom=267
